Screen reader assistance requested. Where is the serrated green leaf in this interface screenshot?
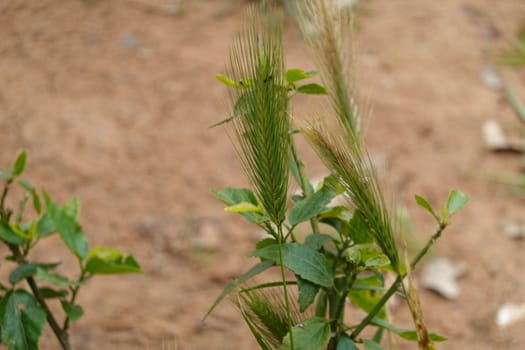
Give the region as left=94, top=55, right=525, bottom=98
left=415, top=194, right=440, bottom=222
left=11, top=151, right=27, bottom=177
left=282, top=317, right=331, bottom=350
left=61, top=301, right=84, bottom=322
left=250, top=243, right=333, bottom=287
left=43, top=191, right=88, bottom=259
left=204, top=260, right=274, bottom=320
left=446, top=190, right=469, bottom=216
left=304, top=234, right=333, bottom=251
left=289, top=187, right=335, bottom=225
left=285, top=68, right=316, bottom=84
left=0, top=222, right=24, bottom=245
left=297, top=277, right=320, bottom=312
left=337, top=334, right=358, bottom=350
left=85, top=247, right=142, bottom=274
left=38, top=287, right=68, bottom=299
left=363, top=339, right=385, bottom=350
left=0, top=290, right=46, bottom=350
left=296, top=83, right=327, bottom=95
left=371, top=318, right=447, bottom=342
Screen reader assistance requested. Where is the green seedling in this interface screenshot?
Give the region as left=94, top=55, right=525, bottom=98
left=206, top=1, right=468, bottom=349
left=0, top=151, right=142, bottom=350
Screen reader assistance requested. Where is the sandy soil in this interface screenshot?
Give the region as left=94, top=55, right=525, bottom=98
left=1, top=0, right=524, bottom=349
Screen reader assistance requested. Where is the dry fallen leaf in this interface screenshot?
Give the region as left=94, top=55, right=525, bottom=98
left=496, top=303, right=525, bottom=328
left=420, top=257, right=467, bottom=300
left=502, top=221, right=525, bottom=239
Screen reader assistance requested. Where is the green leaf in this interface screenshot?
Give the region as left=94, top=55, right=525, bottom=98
left=11, top=151, right=27, bottom=177
left=43, top=192, right=88, bottom=259
left=85, top=247, right=142, bottom=274
left=415, top=194, right=440, bottom=222
left=371, top=318, right=447, bottom=342
left=250, top=243, right=333, bottom=287
left=0, top=222, right=24, bottom=245
left=297, top=277, right=320, bottom=312
left=337, top=334, right=358, bottom=350
left=9, top=264, right=39, bottom=284
left=36, top=214, right=55, bottom=237
left=216, top=73, right=244, bottom=88
left=363, top=339, right=385, bottom=350
left=63, top=197, right=80, bottom=219
left=224, top=201, right=263, bottom=213
left=36, top=268, right=73, bottom=287
left=348, top=274, right=386, bottom=319
left=304, top=234, right=333, bottom=251
left=285, top=68, right=316, bottom=84
left=8, top=223, right=32, bottom=240
left=204, top=260, right=274, bottom=320
left=348, top=212, right=373, bottom=244
left=347, top=245, right=390, bottom=269
left=38, top=287, right=68, bottom=299
left=212, top=187, right=267, bottom=224
left=446, top=190, right=469, bottom=216
left=282, top=317, right=331, bottom=350
left=296, top=83, right=327, bottom=95
left=289, top=187, right=335, bottom=225
left=0, top=290, right=46, bottom=350
left=17, top=180, right=34, bottom=192
left=0, top=170, right=12, bottom=180
left=61, top=301, right=84, bottom=322
left=318, top=205, right=352, bottom=222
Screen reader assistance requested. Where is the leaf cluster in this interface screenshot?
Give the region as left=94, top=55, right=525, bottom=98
left=0, top=151, right=142, bottom=350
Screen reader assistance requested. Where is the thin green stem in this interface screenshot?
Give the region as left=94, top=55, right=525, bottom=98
left=350, top=223, right=447, bottom=339
left=328, top=267, right=356, bottom=350
left=0, top=180, right=12, bottom=221
left=63, top=270, right=88, bottom=332
left=277, top=225, right=294, bottom=349
left=289, top=133, right=320, bottom=234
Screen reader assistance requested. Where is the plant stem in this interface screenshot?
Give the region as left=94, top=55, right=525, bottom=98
left=0, top=180, right=12, bottom=221
left=7, top=244, right=71, bottom=350
left=328, top=269, right=356, bottom=350
left=350, top=223, right=447, bottom=339
left=27, top=276, right=72, bottom=350
left=63, top=270, right=87, bottom=332
left=277, top=225, right=294, bottom=349
left=289, top=133, right=320, bottom=234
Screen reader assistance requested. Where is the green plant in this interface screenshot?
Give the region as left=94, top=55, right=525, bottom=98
left=206, top=1, right=468, bottom=349
left=0, top=151, right=142, bottom=350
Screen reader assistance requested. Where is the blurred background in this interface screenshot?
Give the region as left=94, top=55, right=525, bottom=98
left=1, top=0, right=524, bottom=349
